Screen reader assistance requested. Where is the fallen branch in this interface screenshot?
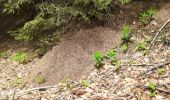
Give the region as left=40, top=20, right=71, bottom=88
left=138, top=60, right=170, bottom=78
left=16, top=85, right=58, bottom=95
left=150, top=18, right=170, bottom=49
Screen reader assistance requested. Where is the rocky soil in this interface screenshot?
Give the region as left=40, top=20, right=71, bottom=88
left=0, top=1, right=170, bottom=100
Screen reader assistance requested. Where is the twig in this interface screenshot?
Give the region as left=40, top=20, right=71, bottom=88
left=16, top=85, right=58, bottom=95
left=121, top=64, right=154, bottom=66
left=138, top=60, right=170, bottom=78
left=150, top=18, right=170, bottom=49
left=156, top=88, right=170, bottom=94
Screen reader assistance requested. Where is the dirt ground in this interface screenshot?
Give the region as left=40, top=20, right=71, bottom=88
left=0, top=0, right=170, bottom=97
left=30, top=0, right=170, bottom=85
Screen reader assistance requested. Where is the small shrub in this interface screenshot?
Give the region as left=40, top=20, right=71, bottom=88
left=106, top=49, right=116, bottom=60
left=34, top=76, right=46, bottom=84
left=135, top=41, right=147, bottom=52
left=81, top=79, right=88, bottom=89
left=121, top=44, right=128, bottom=52
left=92, top=51, right=103, bottom=69
left=139, top=8, right=156, bottom=25
left=121, top=24, right=132, bottom=43
left=12, top=52, right=28, bottom=63
left=0, top=51, right=8, bottom=58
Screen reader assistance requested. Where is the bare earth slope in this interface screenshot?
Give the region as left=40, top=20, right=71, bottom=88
left=31, top=26, right=121, bottom=85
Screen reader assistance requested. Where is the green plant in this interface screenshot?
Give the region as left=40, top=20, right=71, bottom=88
left=92, top=51, right=103, bottom=69
left=157, top=68, right=165, bottom=75
left=2, top=0, right=112, bottom=43
left=34, top=76, right=46, bottom=84
left=112, top=60, right=121, bottom=72
left=81, top=79, right=88, bottom=89
left=135, top=41, right=147, bottom=52
left=121, top=44, right=128, bottom=52
left=121, top=24, right=132, bottom=43
left=0, top=51, right=8, bottom=58
left=12, top=52, right=28, bottom=63
left=118, top=0, right=131, bottom=4
left=10, top=77, right=24, bottom=87
left=148, top=82, right=156, bottom=97
left=106, top=49, right=116, bottom=60
left=139, top=8, right=156, bottom=25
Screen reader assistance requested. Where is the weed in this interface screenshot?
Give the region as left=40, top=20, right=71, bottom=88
left=121, top=44, right=128, bottom=52
left=157, top=68, right=165, bottom=75
left=106, top=49, right=116, bottom=60
left=0, top=51, right=8, bottom=58
left=121, top=24, right=132, bottom=43
left=92, top=51, right=103, bottom=69
left=118, top=0, right=131, bottom=4
left=112, top=60, right=121, bottom=72
left=135, top=41, right=147, bottom=52
left=12, top=52, right=28, bottom=63
left=148, top=82, right=156, bottom=97
left=10, top=77, right=24, bottom=87
left=34, top=76, right=46, bottom=84
left=81, top=79, right=88, bottom=89
left=139, top=8, right=156, bottom=25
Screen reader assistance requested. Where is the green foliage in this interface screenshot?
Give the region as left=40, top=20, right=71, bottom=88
left=121, top=44, right=128, bottom=52
left=112, top=60, right=121, bottom=72
left=157, top=68, right=165, bottom=75
left=34, top=76, right=46, bottom=84
left=0, top=51, right=8, bottom=58
left=10, top=77, right=25, bottom=87
left=12, top=52, right=28, bottom=63
left=148, top=82, right=156, bottom=97
left=135, top=41, right=147, bottom=52
left=92, top=51, right=103, bottom=69
left=81, top=79, right=88, bottom=89
left=121, top=24, right=132, bottom=43
left=118, top=0, right=131, bottom=4
left=2, top=0, right=112, bottom=43
left=139, top=8, right=156, bottom=25
left=106, top=49, right=116, bottom=60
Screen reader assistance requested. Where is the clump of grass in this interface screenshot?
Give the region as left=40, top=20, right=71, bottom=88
left=118, top=0, right=131, bottom=4
left=135, top=41, right=147, bottom=52
left=0, top=51, right=8, bottom=58
left=92, top=51, right=103, bottom=69
left=106, top=49, right=116, bottom=60
left=81, top=79, right=88, bottom=89
left=121, top=24, right=132, bottom=43
left=157, top=68, right=165, bottom=75
left=10, top=77, right=24, bottom=87
left=12, top=52, right=28, bottom=63
left=120, top=44, right=128, bottom=52
left=34, top=76, right=46, bottom=84
left=112, top=60, right=121, bottom=72
left=139, top=8, right=157, bottom=25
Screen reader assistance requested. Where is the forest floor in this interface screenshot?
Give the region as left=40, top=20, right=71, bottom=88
left=0, top=1, right=170, bottom=100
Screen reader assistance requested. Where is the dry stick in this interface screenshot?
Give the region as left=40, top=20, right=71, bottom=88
left=150, top=18, right=170, bottom=49
left=16, top=85, right=58, bottom=95
left=138, top=60, right=170, bottom=78
left=156, top=88, right=170, bottom=94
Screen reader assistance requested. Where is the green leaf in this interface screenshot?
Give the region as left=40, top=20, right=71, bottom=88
left=149, top=82, right=156, bottom=91
left=149, top=91, right=156, bottom=97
